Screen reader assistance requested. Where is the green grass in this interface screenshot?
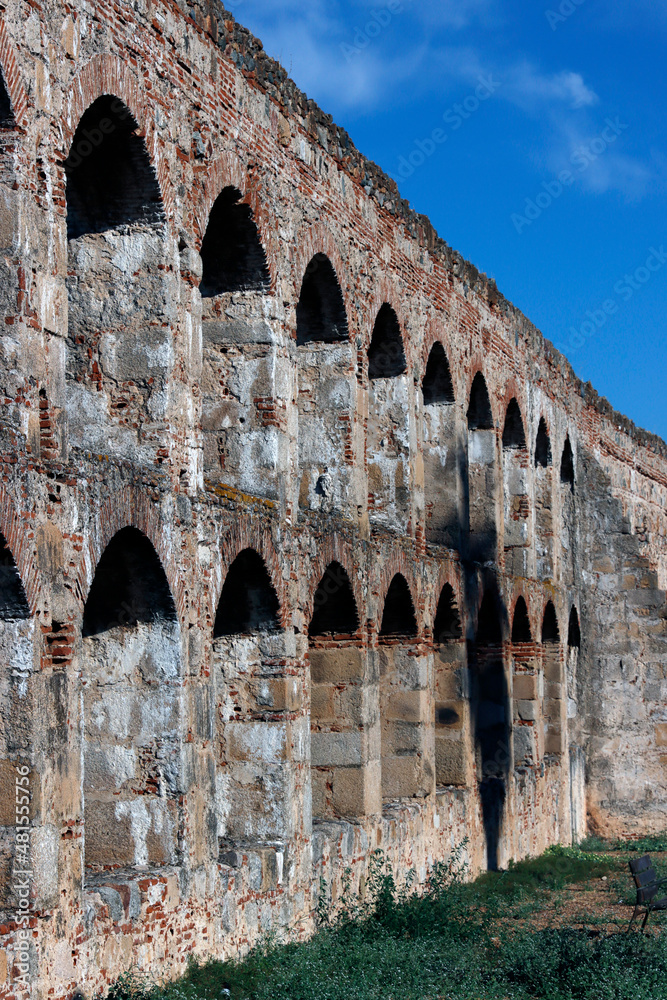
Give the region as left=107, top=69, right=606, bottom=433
left=103, top=844, right=667, bottom=1000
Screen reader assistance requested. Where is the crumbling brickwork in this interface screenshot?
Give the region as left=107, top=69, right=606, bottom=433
left=0, top=0, right=664, bottom=995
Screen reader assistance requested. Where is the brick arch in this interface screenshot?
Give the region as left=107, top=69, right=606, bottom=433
left=72, top=487, right=185, bottom=623
left=370, top=554, right=421, bottom=636
left=191, top=150, right=277, bottom=291
left=471, top=583, right=509, bottom=640
left=465, top=364, right=498, bottom=430
left=65, top=54, right=173, bottom=223
left=0, top=486, right=40, bottom=615
left=431, top=564, right=464, bottom=635
left=301, top=539, right=363, bottom=632
left=362, top=274, right=412, bottom=365
left=540, top=598, right=562, bottom=643
left=509, top=593, right=535, bottom=642
left=212, top=522, right=287, bottom=630
left=293, top=221, right=354, bottom=340
left=0, top=21, right=28, bottom=128
left=499, top=381, right=529, bottom=437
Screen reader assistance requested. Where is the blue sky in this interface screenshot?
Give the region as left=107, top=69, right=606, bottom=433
left=228, top=0, right=667, bottom=441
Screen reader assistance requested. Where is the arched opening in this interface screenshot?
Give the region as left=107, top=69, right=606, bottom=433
left=541, top=602, right=563, bottom=757
left=296, top=256, right=354, bottom=515
left=560, top=437, right=575, bottom=490
left=511, top=597, right=538, bottom=767
left=535, top=418, right=554, bottom=580
left=503, top=400, right=530, bottom=576
left=511, top=597, right=532, bottom=643
left=467, top=372, right=493, bottom=431
left=379, top=574, right=429, bottom=801
left=472, top=589, right=508, bottom=871
left=422, top=343, right=454, bottom=405
left=0, top=535, right=29, bottom=620
left=200, top=204, right=279, bottom=496
left=65, top=96, right=170, bottom=466
left=422, top=344, right=459, bottom=546
left=367, top=306, right=411, bottom=532
left=379, top=574, right=417, bottom=639
left=542, top=602, right=560, bottom=644
left=211, top=548, right=291, bottom=847
left=566, top=606, right=581, bottom=721
left=296, top=254, right=348, bottom=346
left=502, top=399, right=527, bottom=450
left=568, top=606, right=581, bottom=649
left=0, top=69, right=14, bottom=129
left=535, top=419, right=552, bottom=468
left=433, top=584, right=467, bottom=787
left=309, top=562, right=359, bottom=638
left=65, top=95, right=164, bottom=240
left=434, top=584, right=462, bottom=643
left=466, top=373, right=497, bottom=562
left=368, top=304, right=406, bottom=380
left=0, top=533, right=33, bottom=907
left=308, top=563, right=367, bottom=819
left=559, top=438, right=576, bottom=587
left=82, top=528, right=181, bottom=873
left=200, top=187, right=270, bottom=297
left=214, top=549, right=281, bottom=636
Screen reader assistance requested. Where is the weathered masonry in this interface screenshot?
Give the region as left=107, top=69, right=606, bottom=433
left=0, top=0, right=665, bottom=995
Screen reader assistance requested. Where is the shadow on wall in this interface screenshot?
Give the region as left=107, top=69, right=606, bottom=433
left=469, top=585, right=509, bottom=871
left=466, top=373, right=498, bottom=564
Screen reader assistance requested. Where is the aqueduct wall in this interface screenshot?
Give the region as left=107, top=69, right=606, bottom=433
left=0, top=0, right=665, bottom=995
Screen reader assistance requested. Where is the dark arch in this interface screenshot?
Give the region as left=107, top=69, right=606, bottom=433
left=65, top=95, right=164, bottom=241
left=0, top=533, right=30, bottom=620
left=511, top=597, right=532, bottom=643
left=368, top=304, right=407, bottom=379
left=467, top=372, right=493, bottom=430
left=542, top=601, right=560, bottom=644
left=199, top=186, right=270, bottom=297
left=214, top=549, right=281, bottom=637
left=568, top=606, right=581, bottom=648
left=433, top=583, right=462, bottom=642
left=535, top=418, right=552, bottom=467
left=422, top=342, right=454, bottom=405
left=82, top=527, right=176, bottom=638
left=502, top=398, right=527, bottom=450
left=296, top=254, right=348, bottom=345
left=560, top=437, right=575, bottom=489
left=477, top=590, right=503, bottom=644
left=380, top=574, right=417, bottom=638
left=309, top=562, right=359, bottom=637
left=0, top=67, right=14, bottom=129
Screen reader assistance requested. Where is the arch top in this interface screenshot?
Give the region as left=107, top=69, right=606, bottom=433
left=66, top=53, right=173, bottom=221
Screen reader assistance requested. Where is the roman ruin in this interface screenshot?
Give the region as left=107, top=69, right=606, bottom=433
left=0, top=0, right=664, bottom=994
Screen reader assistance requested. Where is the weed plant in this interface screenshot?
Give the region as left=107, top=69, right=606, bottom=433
left=103, top=842, right=667, bottom=1000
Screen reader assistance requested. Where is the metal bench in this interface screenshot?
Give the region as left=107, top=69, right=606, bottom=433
left=628, top=854, right=667, bottom=931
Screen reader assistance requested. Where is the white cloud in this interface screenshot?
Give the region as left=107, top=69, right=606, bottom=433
left=503, top=65, right=598, bottom=111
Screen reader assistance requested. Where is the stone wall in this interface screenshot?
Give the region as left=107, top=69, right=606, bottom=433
left=0, top=0, right=664, bottom=995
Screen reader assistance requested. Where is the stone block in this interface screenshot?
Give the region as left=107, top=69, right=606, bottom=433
left=512, top=674, right=537, bottom=700
left=435, top=737, right=467, bottom=786
left=517, top=700, right=538, bottom=722
left=310, top=730, right=362, bottom=768
left=310, top=646, right=364, bottom=684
